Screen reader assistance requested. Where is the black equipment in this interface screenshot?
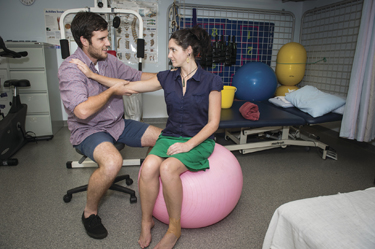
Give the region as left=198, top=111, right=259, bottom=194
left=0, top=36, right=52, bottom=166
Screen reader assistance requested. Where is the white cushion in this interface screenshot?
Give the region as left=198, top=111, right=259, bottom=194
left=285, top=85, right=345, bottom=117
left=332, top=104, right=345, bottom=115
left=268, top=96, right=294, bottom=108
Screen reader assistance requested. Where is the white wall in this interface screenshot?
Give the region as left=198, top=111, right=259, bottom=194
left=1, top=0, right=332, bottom=119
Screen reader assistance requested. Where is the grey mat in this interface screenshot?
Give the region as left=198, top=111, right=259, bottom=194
left=1, top=124, right=374, bottom=249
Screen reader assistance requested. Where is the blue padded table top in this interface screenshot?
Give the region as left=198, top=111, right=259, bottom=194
left=281, top=107, right=343, bottom=124
left=219, top=100, right=306, bottom=129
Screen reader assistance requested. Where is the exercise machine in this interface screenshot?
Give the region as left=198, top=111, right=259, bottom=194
left=0, top=37, right=53, bottom=166
left=59, top=0, right=145, bottom=70
left=59, top=0, right=146, bottom=121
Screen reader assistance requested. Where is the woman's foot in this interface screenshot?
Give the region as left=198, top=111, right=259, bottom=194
left=154, top=218, right=181, bottom=249
left=138, top=219, right=155, bottom=248
left=153, top=232, right=179, bottom=249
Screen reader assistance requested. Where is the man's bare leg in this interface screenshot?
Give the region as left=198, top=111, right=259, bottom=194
left=84, top=142, right=123, bottom=217
left=141, top=125, right=162, bottom=148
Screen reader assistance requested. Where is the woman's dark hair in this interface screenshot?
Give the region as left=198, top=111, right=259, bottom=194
left=71, top=12, right=108, bottom=48
left=170, top=25, right=211, bottom=58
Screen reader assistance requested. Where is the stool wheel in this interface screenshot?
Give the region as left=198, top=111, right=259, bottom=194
left=66, top=161, right=72, bottom=169
left=126, top=178, right=133, bottom=186
left=63, top=194, right=72, bottom=203
left=130, top=195, right=137, bottom=203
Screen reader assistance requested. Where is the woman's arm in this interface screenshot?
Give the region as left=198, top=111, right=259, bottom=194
left=166, top=90, right=221, bottom=155
left=125, top=76, right=162, bottom=93
left=70, top=58, right=162, bottom=93
left=141, top=72, right=157, bottom=80
left=70, top=58, right=127, bottom=87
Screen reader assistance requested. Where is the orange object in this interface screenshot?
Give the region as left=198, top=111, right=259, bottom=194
left=275, top=85, right=299, bottom=96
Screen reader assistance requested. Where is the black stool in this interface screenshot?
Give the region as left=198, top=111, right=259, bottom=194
left=63, top=142, right=138, bottom=204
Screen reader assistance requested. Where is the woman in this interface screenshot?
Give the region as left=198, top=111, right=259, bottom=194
left=71, top=25, right=223, bottom=249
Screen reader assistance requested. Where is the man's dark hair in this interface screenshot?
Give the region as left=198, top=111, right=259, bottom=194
left=71, top=12, right=108, bottom=48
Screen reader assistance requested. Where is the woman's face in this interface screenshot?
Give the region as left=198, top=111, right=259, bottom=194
left=168, top=38, right=190, bottom=67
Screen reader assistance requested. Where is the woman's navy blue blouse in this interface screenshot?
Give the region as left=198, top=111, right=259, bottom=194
left=157, top=66, right=223, bottom=140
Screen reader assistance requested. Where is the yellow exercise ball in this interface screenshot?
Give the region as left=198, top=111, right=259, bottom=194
left=276, top=42, right=306, bottom=86
left=275, top=85, right=299, bottom=96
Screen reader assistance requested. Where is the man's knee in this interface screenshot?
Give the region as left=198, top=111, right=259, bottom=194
left=94, top=142, right=123, bottom=176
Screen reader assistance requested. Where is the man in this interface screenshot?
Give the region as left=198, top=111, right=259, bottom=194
left=58, top=11, right=161, bottom=239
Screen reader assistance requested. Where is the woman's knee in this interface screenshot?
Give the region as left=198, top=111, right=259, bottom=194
left=159, top=160, right=181, bottom=181
left=140, top=155, right=162, bottom=181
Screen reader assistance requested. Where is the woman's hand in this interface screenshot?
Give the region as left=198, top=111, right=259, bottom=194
left=167, top=142, right=192, bottom=155
left=70, top=58, right=94, bottom=78
left=111, top=81, right=137, bottom=96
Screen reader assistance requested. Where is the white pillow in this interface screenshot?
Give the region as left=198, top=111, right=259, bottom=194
left=268, top=96, right=294, bottom=108
left=332, top=104, right=345, bottom=115
left=285, top=85, right=346, bottom=117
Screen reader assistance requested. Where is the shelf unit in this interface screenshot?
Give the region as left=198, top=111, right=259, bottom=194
left=5, top=42, right=63, bottom=137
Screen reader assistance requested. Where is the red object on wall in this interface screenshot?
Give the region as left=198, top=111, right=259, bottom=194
left=107, top=50, right=116, bottom=57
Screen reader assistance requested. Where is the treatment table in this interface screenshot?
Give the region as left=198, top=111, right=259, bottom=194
left=262, top=187, right=375, bottom=249
left=218, top=100, right=342, bottom=159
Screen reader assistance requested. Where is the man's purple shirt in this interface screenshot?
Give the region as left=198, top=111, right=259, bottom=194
left=58, top=47, right=142, bottom=145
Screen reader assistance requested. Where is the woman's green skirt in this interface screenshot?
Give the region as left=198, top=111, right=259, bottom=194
left=148, top=134, right=215, bottom=172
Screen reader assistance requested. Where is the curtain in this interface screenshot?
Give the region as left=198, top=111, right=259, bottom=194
left=339, top=0, right=375, bottom=142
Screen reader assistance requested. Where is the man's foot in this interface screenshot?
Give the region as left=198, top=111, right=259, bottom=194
left=81, top=212, right=108, bottom=239
left=138, top=219, right=155, bottom=248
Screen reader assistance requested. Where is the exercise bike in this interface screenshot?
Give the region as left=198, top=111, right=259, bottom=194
left=0, top=37, right=52, bottom=166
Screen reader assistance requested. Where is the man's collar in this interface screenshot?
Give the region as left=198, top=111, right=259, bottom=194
left=75, top=47, right=108, bottom=69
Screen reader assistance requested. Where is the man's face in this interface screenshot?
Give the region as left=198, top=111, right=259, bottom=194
left=83, top=29, right=111, bottom=64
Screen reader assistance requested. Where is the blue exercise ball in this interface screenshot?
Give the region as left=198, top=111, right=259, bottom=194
left=232, top=62, right=277, bottom=101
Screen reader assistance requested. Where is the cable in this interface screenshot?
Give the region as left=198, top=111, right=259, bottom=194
left=276, top=57, right=327, bottom=65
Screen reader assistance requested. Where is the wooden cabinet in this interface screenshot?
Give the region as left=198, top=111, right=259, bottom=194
left=5, top=42, right=63, bottom=137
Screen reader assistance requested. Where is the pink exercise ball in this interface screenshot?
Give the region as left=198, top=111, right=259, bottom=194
left=138, top=143, right=243, bottom=228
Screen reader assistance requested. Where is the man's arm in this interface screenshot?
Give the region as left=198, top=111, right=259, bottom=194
left=70, top=58, right=156, bottom=87
left=74, top=81, right=131, bottom=120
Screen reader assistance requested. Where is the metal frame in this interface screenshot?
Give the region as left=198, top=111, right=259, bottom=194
left=166, top=3, right=295, bottom=83
left=223, top=126, right=337, bottom=160
left=300, top=0, right=363, bottom=97
left=59, top=0, right=144, bottom=66
left=67, top=158, right=142, bottom=169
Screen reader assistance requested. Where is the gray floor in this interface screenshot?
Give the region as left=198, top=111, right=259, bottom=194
left=1, top=122, right=374, bottom=249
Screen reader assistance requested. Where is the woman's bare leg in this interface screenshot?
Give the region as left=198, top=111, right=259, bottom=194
left=154, top=158, right=188, bottom=249
left=138, top=155, right=164, bottom=248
